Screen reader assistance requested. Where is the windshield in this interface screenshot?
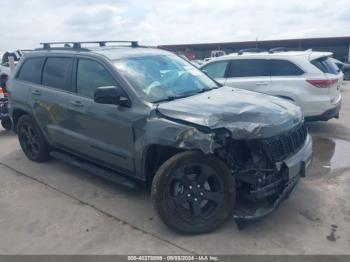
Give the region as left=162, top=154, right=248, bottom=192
left=113, top=54, right=219, bottom=102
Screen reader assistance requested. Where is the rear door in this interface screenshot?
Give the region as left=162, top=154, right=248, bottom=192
left=224, top=59, right=271, bottom=93
left=64, top=57, right=135, bottom=174
left=24, top=56, right=73, bottom=146
left=269, top=59, right=306, bottom=99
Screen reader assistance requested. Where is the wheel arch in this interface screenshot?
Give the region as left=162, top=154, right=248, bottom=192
left=142, top=144, right=187, bottom=183
left=12, top=108, right=30, bottom=133
left=12, top=108, right=51, bottom=146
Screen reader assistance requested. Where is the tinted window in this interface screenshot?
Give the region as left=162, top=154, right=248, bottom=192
left=311, top=57, right=339, bottom=75
left=271, top=60, right=304, bottom=76
left=228, top=59, right=269, bottom=77
left=42, top=57, right=73, bottom=91
left=17, top=58, right=45, bottom=84
left=334, top=62, right=342, bottom=69
left=77, top=59, right=116, bottom=99
left=202, top=61, right=228, bottom=78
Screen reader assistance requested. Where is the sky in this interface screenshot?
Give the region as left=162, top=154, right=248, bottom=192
left=1, top=0, right=350, bottom=52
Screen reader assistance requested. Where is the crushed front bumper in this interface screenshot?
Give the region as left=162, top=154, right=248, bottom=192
left=233, top=134, right=313, bottom=228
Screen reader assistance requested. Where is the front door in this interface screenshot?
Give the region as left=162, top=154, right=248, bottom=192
left=201, top=60, right=229, bottom=85
left=65, top=58, right=135, bottom=174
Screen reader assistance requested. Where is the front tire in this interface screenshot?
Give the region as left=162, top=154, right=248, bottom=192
left=17, top=115, right=50, bottom=162
left=151, top=151, right=235, bottom=234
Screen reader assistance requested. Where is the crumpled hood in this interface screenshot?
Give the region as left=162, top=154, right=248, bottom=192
left=157, top=86, right=303, bottom=139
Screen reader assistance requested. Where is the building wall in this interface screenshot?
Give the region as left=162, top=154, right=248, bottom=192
left=160, top=37, right=350, bottom=62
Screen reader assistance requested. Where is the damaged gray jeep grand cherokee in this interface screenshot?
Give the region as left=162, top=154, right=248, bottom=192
left=8, top=41, right=312, bottom=234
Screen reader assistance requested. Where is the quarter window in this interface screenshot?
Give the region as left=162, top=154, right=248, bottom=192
left=271, top=60, right=304, bottom=76
left=201, top=61, right=229, bottom=78
left=17, top=58, right=45, bottom=84
left=42, top=57, right=73, bottom=91
left=228, top=59, right=269, bottom=77
left=76, top=59, right=116, bottom=99
left=311, top=57, right=339, bottom=75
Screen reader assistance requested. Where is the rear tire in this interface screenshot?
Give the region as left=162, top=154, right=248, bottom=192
left=1, top=118, right=11, bottom=130
left=151, top=151, right=235, bottom=234
left=17, top=115, right=50, bottom=162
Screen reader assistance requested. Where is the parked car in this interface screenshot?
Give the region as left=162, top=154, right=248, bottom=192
left=0, top=62, right=12, bottom=76
left=191, top=59, right=204, bottom=67
left=330, top=57, right=350, bottom=80
left=200, top=50, right=227, bottom=65
left=200, top=49, right=342, bottom=121
left=0, top=73, right=11, bottom=130
left=210, top=50, right=226, bottom=58
left=8, top=41, right=312, bottom=234
left=0, top=50, right=24, bottom=76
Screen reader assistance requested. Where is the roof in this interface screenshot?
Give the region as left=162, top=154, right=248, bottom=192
left=92, top=46, right=170, bottom=60
left=225, top=50, right=332, bottom=58
left=200, top=50, right=333, bottom=66
left=29, top=45, right=170, bottom=60
left=27, top=41, right=170, bottom=60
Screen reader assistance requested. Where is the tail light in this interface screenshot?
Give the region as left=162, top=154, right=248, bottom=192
left=306, top=79, right=338, bottom=88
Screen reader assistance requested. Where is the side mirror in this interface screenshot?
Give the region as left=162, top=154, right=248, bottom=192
left=94, top=86, right=130, bottom=107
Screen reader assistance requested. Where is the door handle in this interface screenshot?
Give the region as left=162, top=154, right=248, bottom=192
left=31, top=90, right=41, bottom=96
left=255, top=82, right=268, bottom=86
left=70, top=100, right=84, bottom=107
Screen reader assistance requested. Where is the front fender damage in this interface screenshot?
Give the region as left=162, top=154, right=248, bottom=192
left=135, top=110, right=225, bottom=155
left=135, top=109, right=300, bottom=228
left=173, top=127, right=219, bottom=154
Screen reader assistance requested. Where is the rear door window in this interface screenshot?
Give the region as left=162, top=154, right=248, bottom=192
left=76, top=59, right=116, bottom=99
left=311, top=57, right=339, bottom=75
left=201, top=61, right=229, bottom=78
left=17, top=58, right=45, bottom=84
left=228, top=59, right=269, bottom=77
left=270, top=59, right=304, bottom=76
left=42, top=57, right=73, bottom=91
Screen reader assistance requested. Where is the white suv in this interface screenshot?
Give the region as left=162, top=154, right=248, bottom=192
left=200, top=49, right=342, bottom=121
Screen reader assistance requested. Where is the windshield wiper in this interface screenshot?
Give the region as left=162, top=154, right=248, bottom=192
left=153, top=94, right=191, bottom=103
left=196, top=86, right=220, bottom=94
left=198, top=87, right=216, bottom=93
left=196, top=88, right=210, bottom=93
left=153, top=86, right=220, bottom=103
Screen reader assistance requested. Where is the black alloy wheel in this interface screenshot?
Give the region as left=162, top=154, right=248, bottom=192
left=17, top=115, right=50, bottom=162
left=152, top=151, right=235, bottom=234
left=168, top=164, right=224, bottom=219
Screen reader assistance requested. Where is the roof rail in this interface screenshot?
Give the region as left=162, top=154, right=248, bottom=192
left=238, top=48, right=264, bottom=55
left=268, top=47, right=289, bottom=53
left=39, top=41, right=139, bottom=50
